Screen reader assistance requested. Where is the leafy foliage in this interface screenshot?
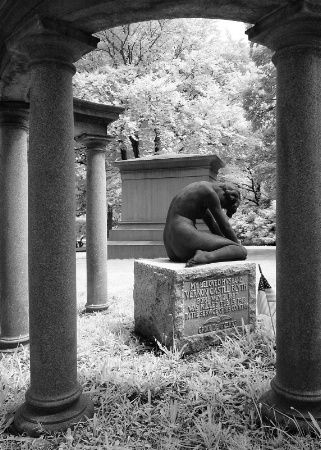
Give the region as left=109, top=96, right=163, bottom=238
left=74, top=19, right=258, bottom=209
left=243, top=45, right=276, bottom=133
left=240, top=45, right=276, bottom=207
left=75, top=20, right=255, bottom=160
left=230, top=202, right=276, bottom=246
left=77, top=21, right=179, bottom=70
left=75, top=147, right=87, bottom=217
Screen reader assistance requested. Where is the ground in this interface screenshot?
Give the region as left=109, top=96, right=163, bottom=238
left=8, top=247, right=316, bottom=450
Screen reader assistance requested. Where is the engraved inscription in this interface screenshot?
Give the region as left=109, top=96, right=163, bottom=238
left=183, top=275, right=249, bottom=336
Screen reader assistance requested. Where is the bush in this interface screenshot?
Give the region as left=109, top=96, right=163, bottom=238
left=229, top=204, right=276, bottom=246
left=75, top=217, right=86, bottom=238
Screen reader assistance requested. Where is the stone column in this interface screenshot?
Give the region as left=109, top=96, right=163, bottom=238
left=78, top=134, right=110, bottom=312
left=0, top=102, right=29, bottom=351
left=247, top=2, right=321, bottom=430
left=6, top=16, right=98, bottom=436
left=73, top=98, right=124, bottom=312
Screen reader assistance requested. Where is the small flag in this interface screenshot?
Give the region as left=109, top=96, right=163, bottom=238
left=257, top=264, right=276, bottom=334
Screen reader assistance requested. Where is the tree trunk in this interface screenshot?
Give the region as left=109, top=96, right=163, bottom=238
left=154, top=128, right=161, bottom=154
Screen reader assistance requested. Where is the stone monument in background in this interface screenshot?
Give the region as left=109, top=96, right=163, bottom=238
left=108, top=153, right=224, bottom=259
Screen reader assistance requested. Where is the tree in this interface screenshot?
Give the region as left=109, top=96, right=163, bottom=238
left=77, top=21, right=177, bottom=71
left=74, top=19, right=257, bottom=159
left=240, top=44, right=276, bottom=205
left=243, top=45, right=276, bottom=133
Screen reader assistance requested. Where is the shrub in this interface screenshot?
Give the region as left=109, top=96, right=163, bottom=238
left=230, top=205, right=276, bottom=246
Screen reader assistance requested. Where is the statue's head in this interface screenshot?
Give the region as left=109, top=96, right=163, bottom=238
left=220, top=183, right=241, bottom=218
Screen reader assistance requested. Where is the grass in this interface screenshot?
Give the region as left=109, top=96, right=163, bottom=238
left=1, top=283, right=321, bottom=449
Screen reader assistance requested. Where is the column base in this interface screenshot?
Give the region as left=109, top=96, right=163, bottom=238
left=0, top=334, right=29, bottom=352
left=12, top=395, right=94, bottom=437
left=85, top=302, right=109, bottom=313
left=259, top=389, right=321, bottom=433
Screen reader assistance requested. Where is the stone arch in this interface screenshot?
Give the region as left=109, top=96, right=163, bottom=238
left=0, top=1, right=286, bottom=101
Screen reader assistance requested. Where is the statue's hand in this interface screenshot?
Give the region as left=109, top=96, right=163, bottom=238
left=226, top=206, right=237, bottom=218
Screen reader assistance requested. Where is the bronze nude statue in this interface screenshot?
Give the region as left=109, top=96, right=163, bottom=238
left=163, top=181, right=247, bottom=267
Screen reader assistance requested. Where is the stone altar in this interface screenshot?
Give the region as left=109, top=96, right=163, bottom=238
left=134, top=259, right=256, bottom=354
left=108, top=153, right=224, bottom=259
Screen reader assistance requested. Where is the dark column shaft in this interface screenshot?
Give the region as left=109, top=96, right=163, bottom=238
left=86, top=140, right=108, bottom=312
left=274, top=46, right=321, bottom=402
left=247, top=3, right=321, bottom=429
left=27, top=57, right=80, bottom=409
left=6, top=16, right=98, bottom=436
left=0, top=103, right=29, bottom=350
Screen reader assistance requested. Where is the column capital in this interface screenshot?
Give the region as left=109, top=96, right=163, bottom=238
left=247, top=1, right=321, bottom=59
left=73, top=97, right=125, bottom=137
left=75, top=133, right=114, bottom=152
left=0, top=101, right=29, bottom=130
left=6, top=15, right=99, bottom=72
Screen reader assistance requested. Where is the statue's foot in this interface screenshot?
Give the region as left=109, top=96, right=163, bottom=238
left=186, top=258, right=196, bottom=267
left=186, top=250, right=208, bottom=267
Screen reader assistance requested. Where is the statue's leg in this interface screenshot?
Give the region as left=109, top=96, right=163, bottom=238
left=170, top=224, right=246, bottom=264
left=186, top=244, right=247, bottom=267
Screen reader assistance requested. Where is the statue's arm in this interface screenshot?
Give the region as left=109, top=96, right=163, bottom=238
left=202, top=209, right=224, bottom=236
left=207, top=193, right=239, bottom=243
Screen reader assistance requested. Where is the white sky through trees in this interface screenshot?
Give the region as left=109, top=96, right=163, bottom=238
left=217, top=20, right=247, bottom=41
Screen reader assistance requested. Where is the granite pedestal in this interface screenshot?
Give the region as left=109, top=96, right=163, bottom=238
left=134, top=259, right=256, bottom=354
